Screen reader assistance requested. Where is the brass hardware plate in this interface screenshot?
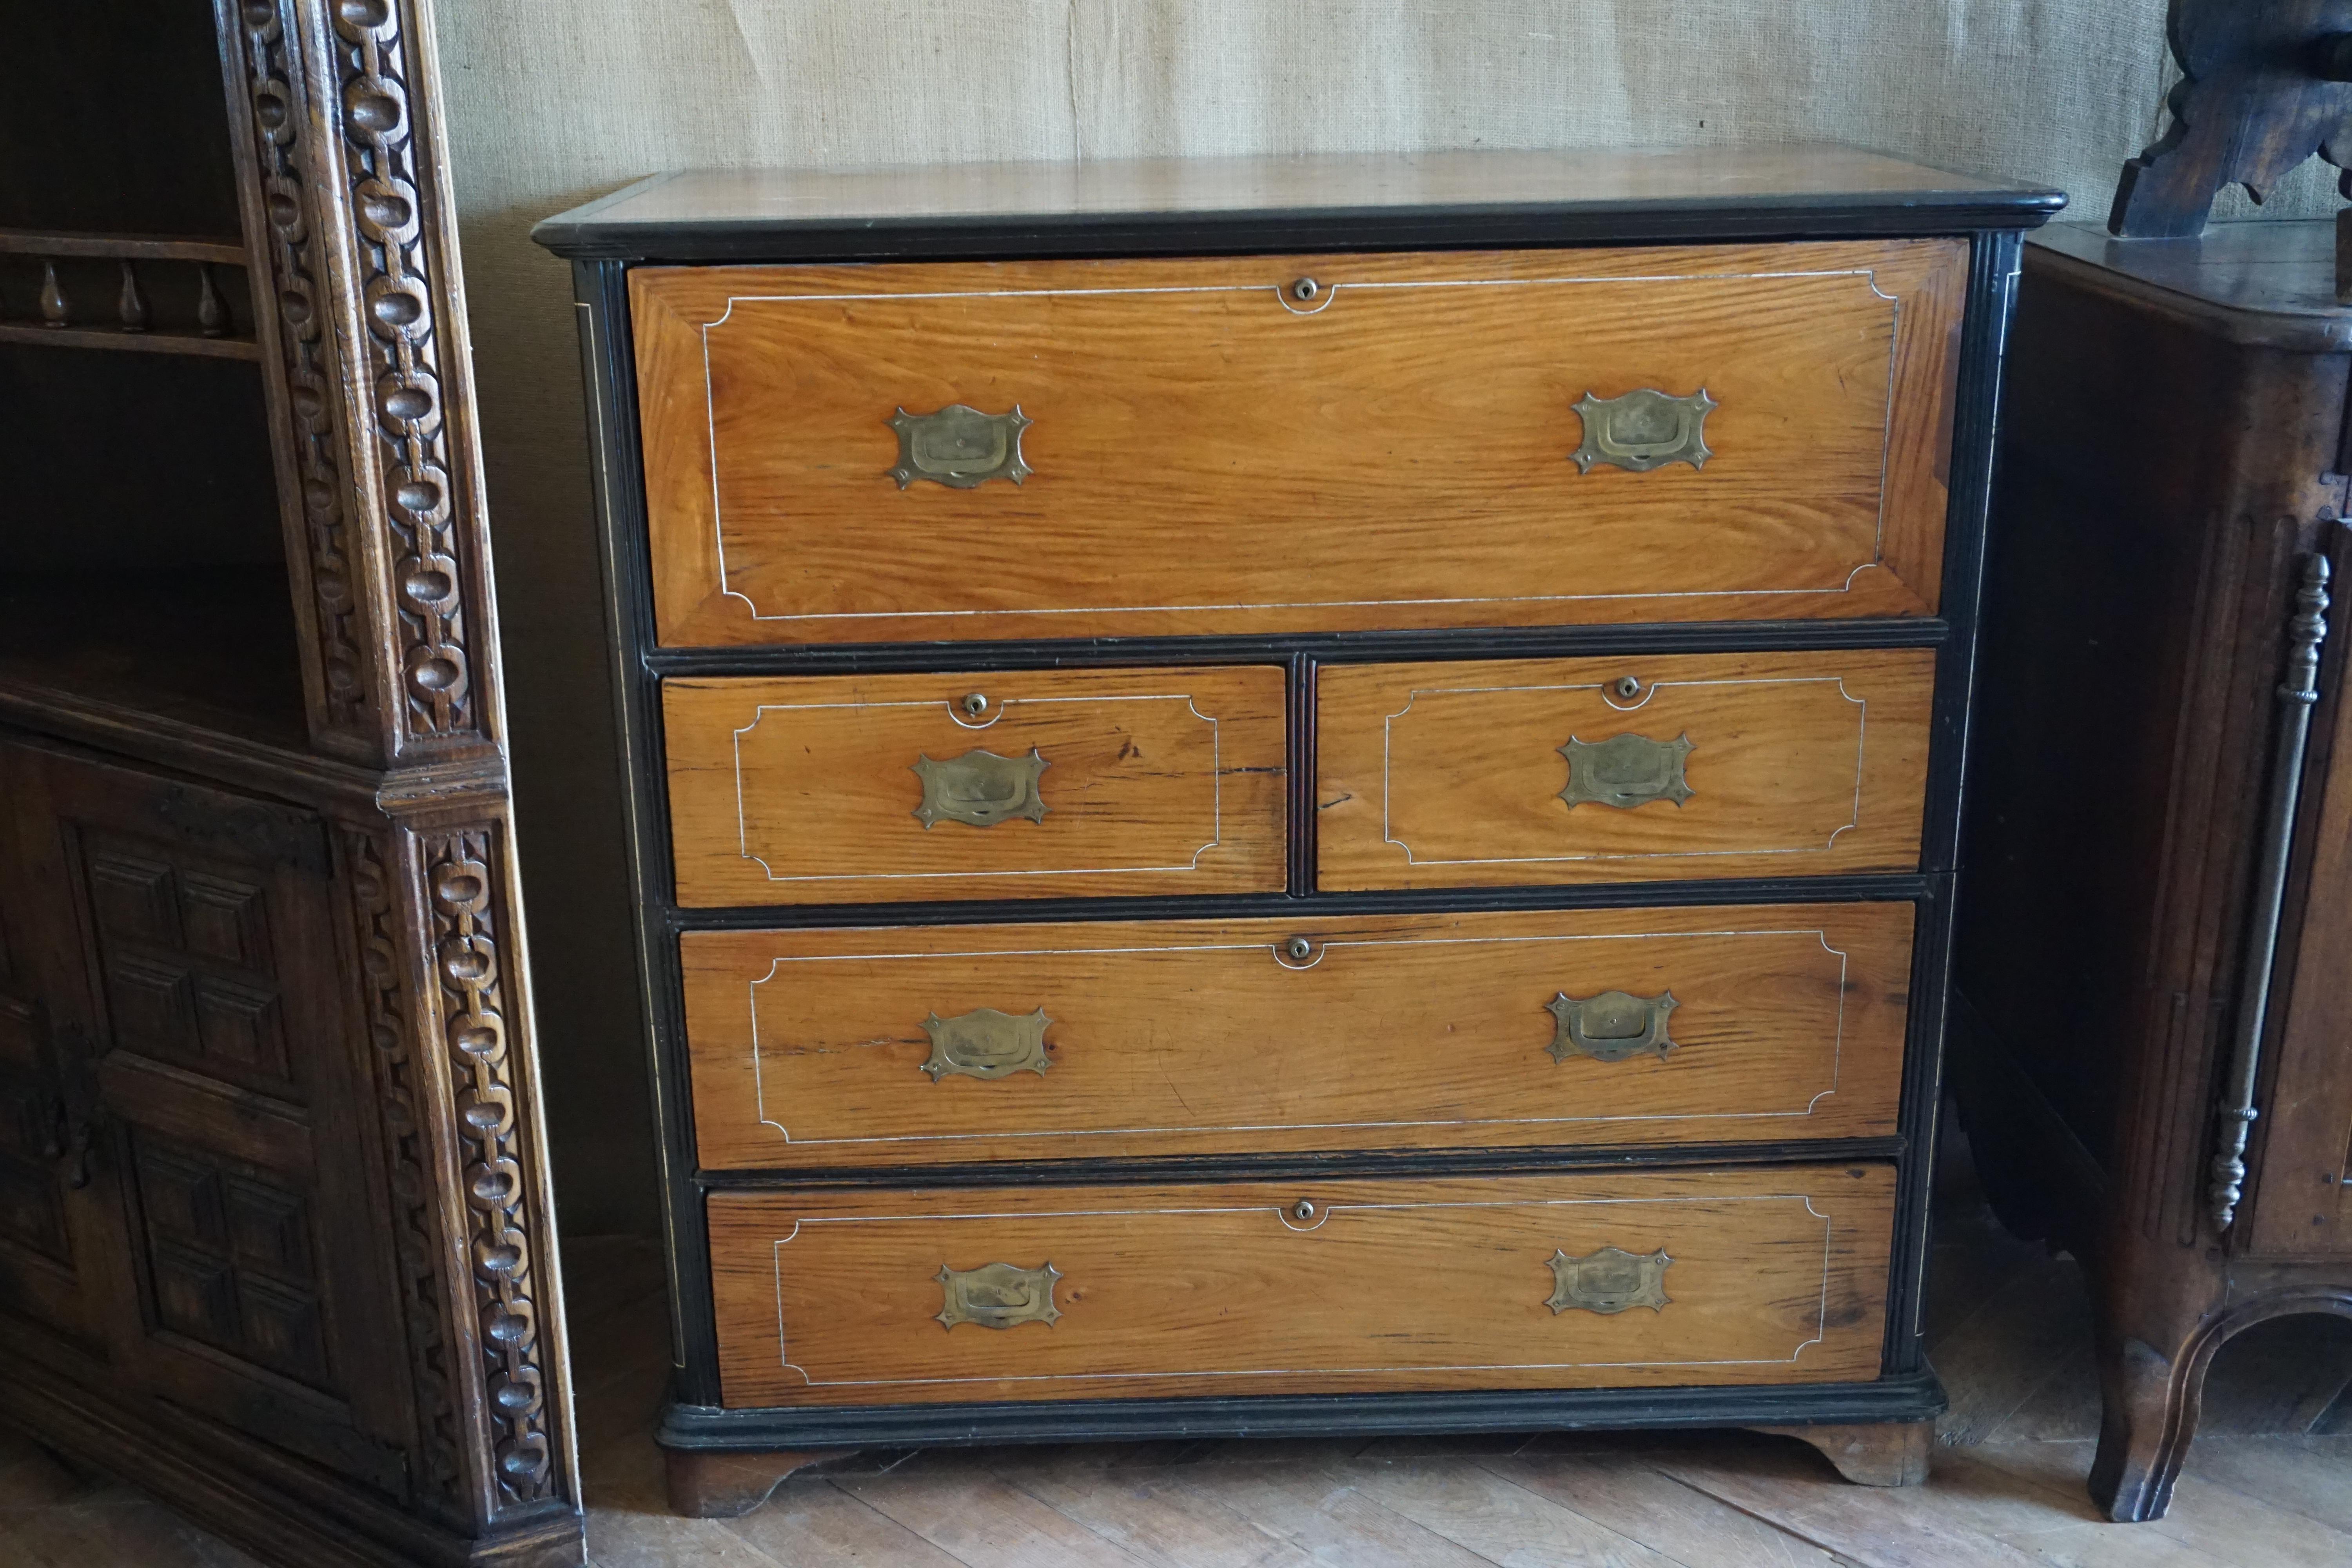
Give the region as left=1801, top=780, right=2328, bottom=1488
left=1546, top=990, right=1678, bottom=1063
left=921, top=1006, right=1053, bottom=1081
left=889, top=403, right=1033, bottom=488
left=1546, top=1245, right=1673, bottom=1314
left=936, top=1261, right=1062, bottom=1330
left=1570, top=388, right=1717, bottom=474
left=912, top=747, right=1049, bottom=828
left=1559, top=733, right=1694, bottom=809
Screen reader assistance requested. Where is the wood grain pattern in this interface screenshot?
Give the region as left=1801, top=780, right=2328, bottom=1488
left=708, top=1167, right=1896, bottom=1407
left=1316, top=650, right=1936, bottom=891
left=680, top=903, right=1914, bottom=1167
left=631, top=241, right=1965, bottom=647
left=663, top=665, right=1287, bottom=906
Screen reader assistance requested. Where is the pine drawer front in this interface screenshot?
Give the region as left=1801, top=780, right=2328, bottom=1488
left=663, top=666, right=1288, bottom=906
left=631, top=240, right=1965, bottom=647
left=708, top=1166, right=1895, bottom=1406
left=681, top=904, right=1913, bottom=1167
left=1316, top=649, right=1936, bottom=891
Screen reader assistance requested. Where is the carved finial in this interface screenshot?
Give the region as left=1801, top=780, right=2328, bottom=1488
left=2209, top=1107, right=2258, bottom=1229
left=195, top=262, right=227, bottom=337
left=38, top=260, right=67, bottom=327
left=2286, top=553, right=2333, bottom=703
left=116, top=260, right=148, bottom=333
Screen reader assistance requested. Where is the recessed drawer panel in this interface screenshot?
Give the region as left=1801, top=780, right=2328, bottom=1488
left=663, top=666, right=1287, bottom=906
left=708, top=1166, right=1896, bottom=1406
left=1316, top=650, right=1936, bottom=890
left=681, top=904, right=1912, bottom=1167
left=632, top=241, right=1965, bottom=646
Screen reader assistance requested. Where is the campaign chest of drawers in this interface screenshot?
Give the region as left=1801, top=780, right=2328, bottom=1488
left=536, top=147, right=2062, bottom=1513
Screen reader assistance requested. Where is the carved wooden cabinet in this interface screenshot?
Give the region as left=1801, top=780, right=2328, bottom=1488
left=538, top=147, right=2060, bottom=1513
left=0, top=4, right=579, bottom=1564
left=1955, top=220, right=2352, bottom=1521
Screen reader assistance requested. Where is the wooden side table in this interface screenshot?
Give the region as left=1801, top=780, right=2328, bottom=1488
left=1955, top=218, right=2352, bottom=1521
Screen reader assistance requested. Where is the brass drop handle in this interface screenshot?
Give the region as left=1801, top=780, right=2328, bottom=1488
left=936, top=1262, right=1062, bottom=1330
left=1570, top=388, right=1717, bottom=473
left=889, top=404, right=1033, bottom=488
left=1546, top=1246, right=1673, bottom=1314
left=1546, top=990, right=1678, bottom=1063
left=1560, top=733, right=1694, bottom=810
left=912, top=748, right=1049, bottom=828
left=920, top=1007, right=1053, bottom=1081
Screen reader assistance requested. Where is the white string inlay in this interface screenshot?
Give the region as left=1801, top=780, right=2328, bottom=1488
left=1379, top=677, right=1868, bottom=866
left=694, top=268, right=1906, bottom=624
left=759, top=1192, right=1837, bottom=1387
left=725, top=693, right=1223, bottom=883
left=740, top=927, right=1851, bottom=1145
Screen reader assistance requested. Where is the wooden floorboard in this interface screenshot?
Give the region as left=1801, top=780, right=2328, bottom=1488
left=8, top=1143, right=2352, bottom=1566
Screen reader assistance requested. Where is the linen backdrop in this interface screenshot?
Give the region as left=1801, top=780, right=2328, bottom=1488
left=428, top=0, right=2336, bottom=1232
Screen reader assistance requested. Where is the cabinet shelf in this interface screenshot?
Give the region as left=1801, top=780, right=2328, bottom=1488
left=0, top=568, right=309, bottom=753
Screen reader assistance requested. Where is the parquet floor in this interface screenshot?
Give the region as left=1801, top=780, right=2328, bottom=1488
left=7, top=1124, right=2352, bottom=1567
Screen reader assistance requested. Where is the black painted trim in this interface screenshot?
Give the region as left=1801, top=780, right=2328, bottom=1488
left=693, top=1137, right=1905, bottom=1191
left=645, top=615, right=1948, bottom=677
left=567, top=207, right=2037, bottom=1437
left=656, top=1370, right=1948, bottom=1451
left=660, top=873, right=1935, bottom=933
left=574, top=256, right=725, bottom=1405
left=537, top=192, right=2063, bottom=264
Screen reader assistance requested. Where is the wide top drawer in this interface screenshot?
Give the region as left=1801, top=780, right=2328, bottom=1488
left=632, top=240, right=1965, bottom=647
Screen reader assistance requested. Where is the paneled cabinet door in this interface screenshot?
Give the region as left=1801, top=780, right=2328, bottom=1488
left=0, top=747, right=116, bottom=1359
left=0, top=739, right=417, bottom=1497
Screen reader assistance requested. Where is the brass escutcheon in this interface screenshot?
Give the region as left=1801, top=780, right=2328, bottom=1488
left=936, top=1261, right=1062, bottom=1330
left=1559, top=732, right=1694, bottom=810
left=912, top=748, right=1049, bottom=828
left=1546, top=990, right=1678, bottom=1064
left=920, top=1006, right=1053, bottom=1081
left=1546, top=1245, right=1673, bottom=1315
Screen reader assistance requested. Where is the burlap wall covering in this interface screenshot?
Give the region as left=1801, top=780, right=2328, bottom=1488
left=432, top=0, right=2332, bottom=1232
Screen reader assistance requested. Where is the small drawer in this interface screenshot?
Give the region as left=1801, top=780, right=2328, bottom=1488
left=663, top=666, right=1287, bottom=907
left=1316, top=650, right=1935, bottom=890
left=631, top=240, right=1965, bottom=647
left=708, top=1165, right=1896, bottom=1406
left=681, top=903, right=1913, bottom=1167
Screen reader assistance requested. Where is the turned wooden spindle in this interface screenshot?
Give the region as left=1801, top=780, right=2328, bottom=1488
left=38, top=259, right=67, bottom=327
left=195, top=261, right=227, bottom=337
left=116, top=260, right=148, bottom=332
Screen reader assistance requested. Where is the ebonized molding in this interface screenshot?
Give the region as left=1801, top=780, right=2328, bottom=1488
left=559, top=173, right=2045, bottom=1451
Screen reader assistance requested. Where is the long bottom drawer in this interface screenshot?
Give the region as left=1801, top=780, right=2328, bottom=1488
left=709, top=1165, right=1896, bottom=1407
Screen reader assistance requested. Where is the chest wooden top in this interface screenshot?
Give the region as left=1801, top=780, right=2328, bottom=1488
left=535, top=145, right=2063, bottom=261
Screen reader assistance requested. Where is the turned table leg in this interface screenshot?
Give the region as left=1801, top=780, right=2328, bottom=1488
left=1754, top=1419, right=1935, bottom=1486
left=664, top=1446, right=858, bottom=1518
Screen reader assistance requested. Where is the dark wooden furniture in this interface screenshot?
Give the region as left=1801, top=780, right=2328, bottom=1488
left=1955, top=218, right=2352, bottom=1521
left=537, top=147, right=2060, bottom=1516
left=2111, top=1, right=2352, bottom=239
left=0, top=5, right=581, bottom=1564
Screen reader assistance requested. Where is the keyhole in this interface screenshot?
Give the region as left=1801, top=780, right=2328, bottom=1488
left=1612, top=675, right=1641, bottom=701
left=961, top=692, right=989, bottom=718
